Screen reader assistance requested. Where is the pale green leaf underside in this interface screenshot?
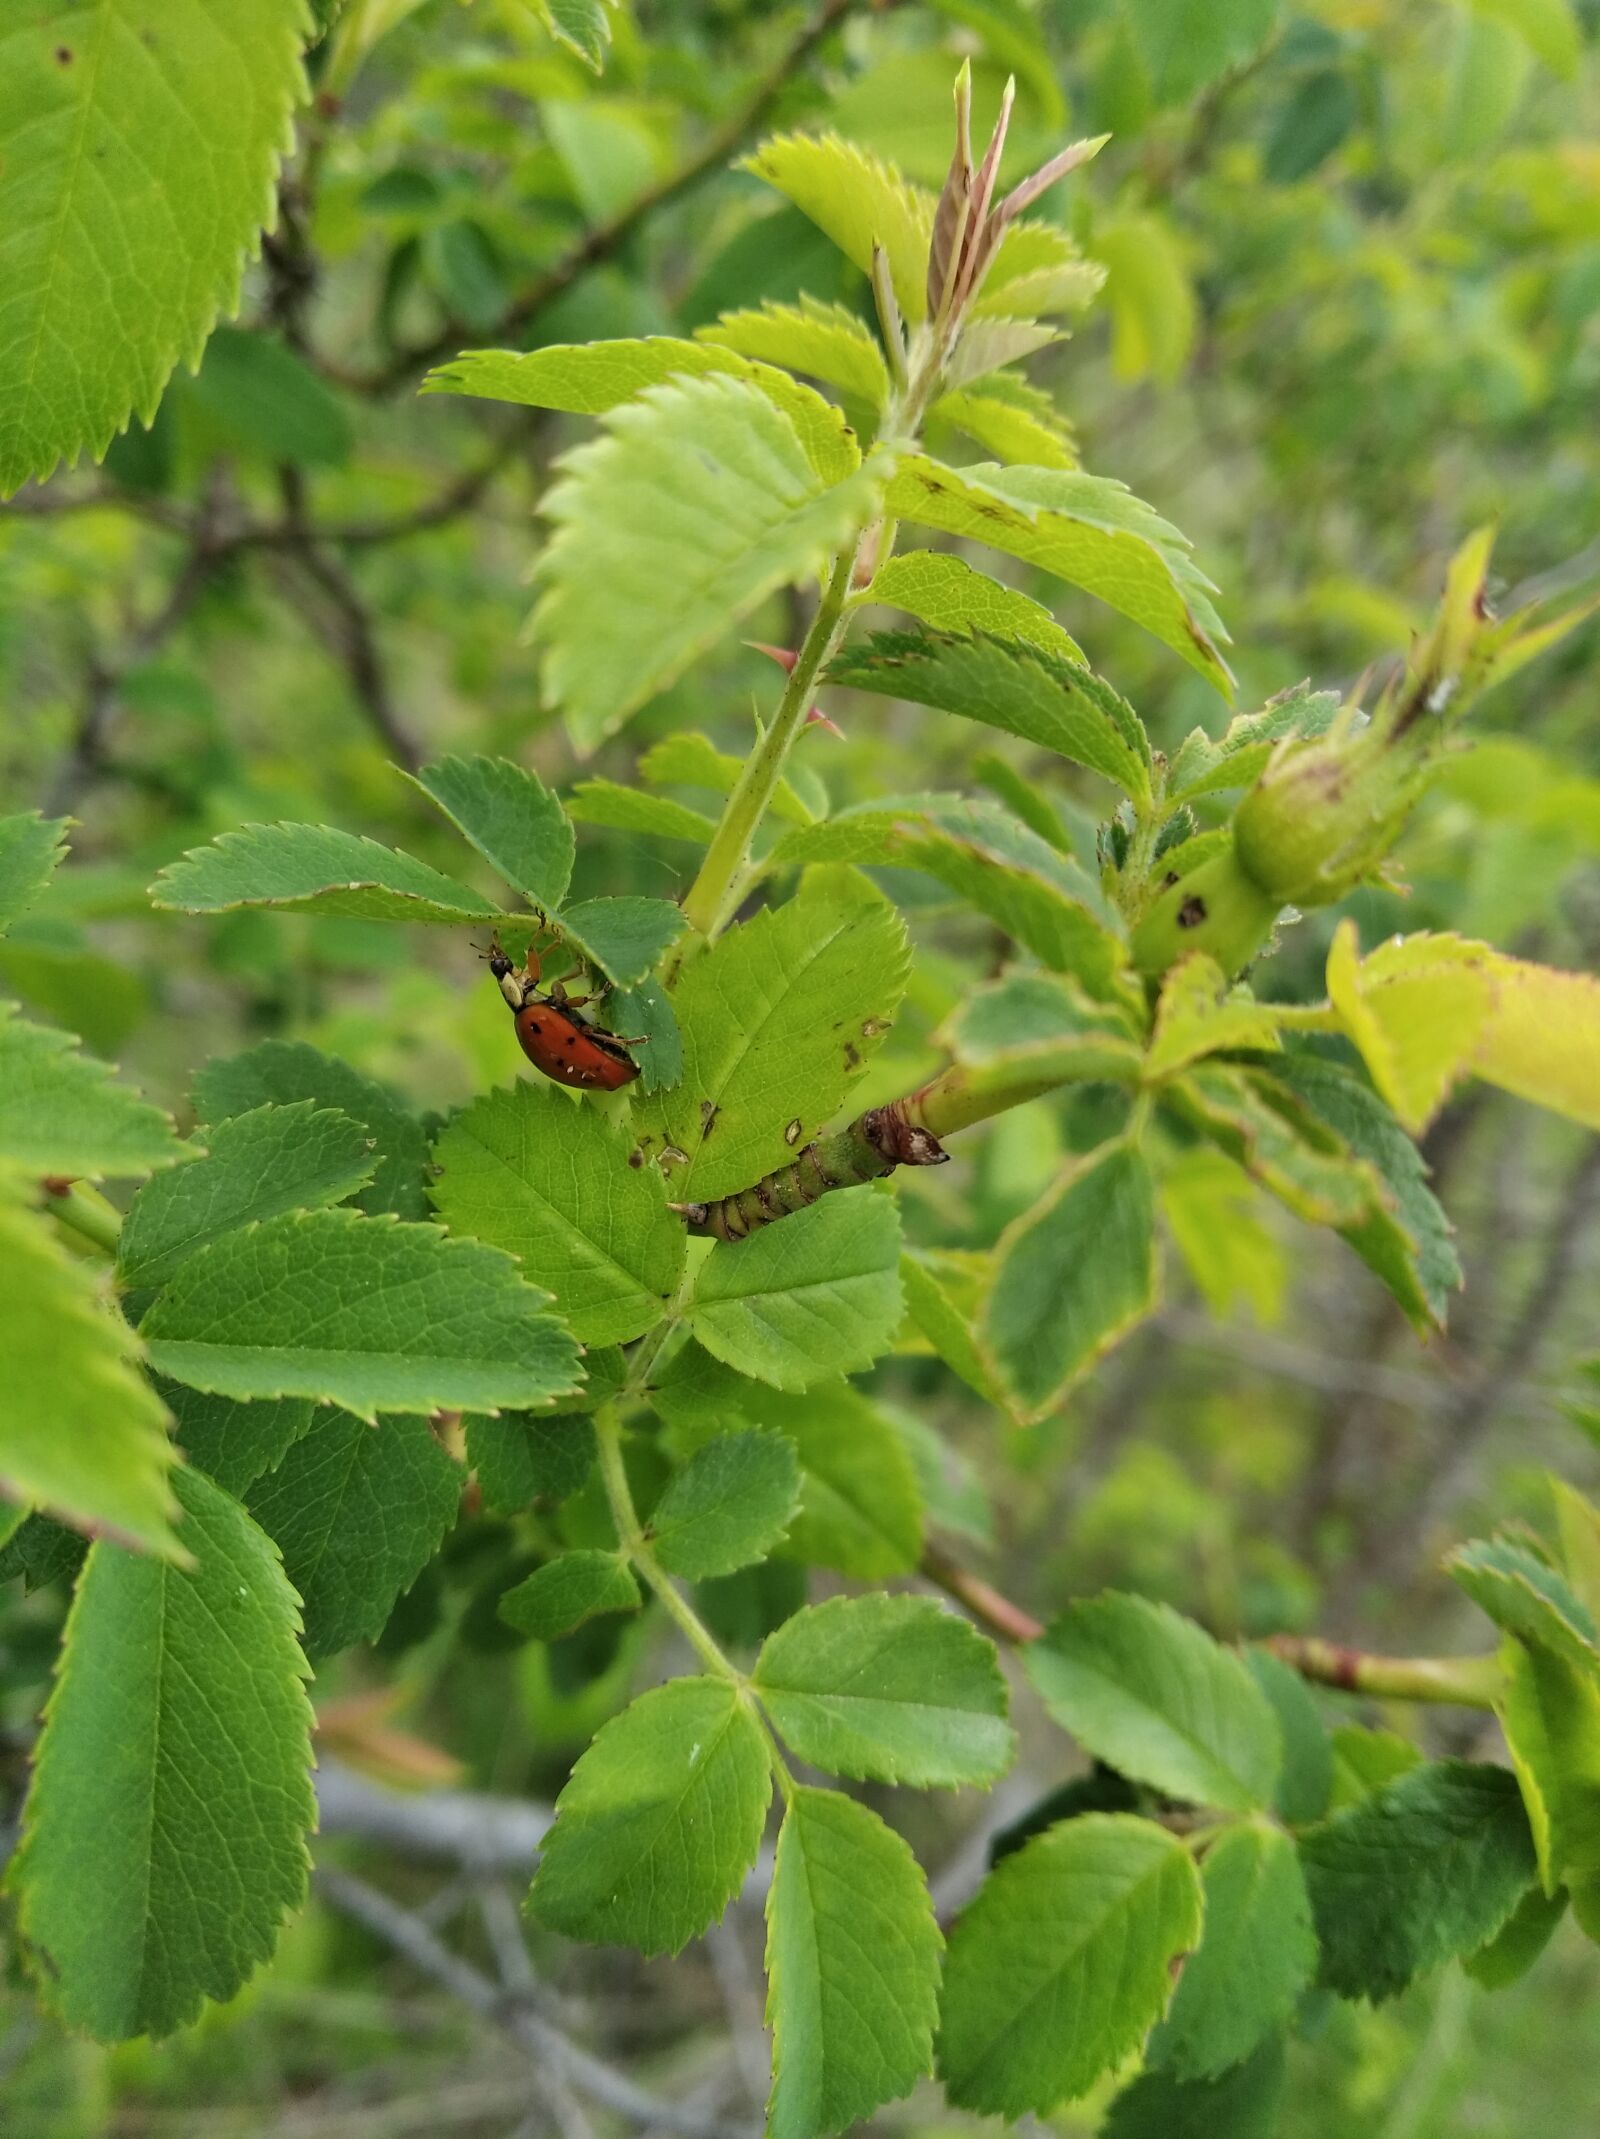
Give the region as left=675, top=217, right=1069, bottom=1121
left=532, top=373, right=883, bottom=752
left=0, top=811, right=69, bottom=933
left=141, top=1207, right=584, bottom=1422
left=885, top=456, right=1234, bottom=693
left=407, top=754, right=574, bottom=911
left=431, top=1079, right=683, bottom=1348
left=0, top=1004, right=188, bottom=1179
left=938, top=1813, right=1204, bottom=2115
left=149, top=823, right=502, bottom=924
left=689, top=1190, right=904, bottom=1393
left=0, top=1195, right=179, bottom=1557
left=755, top=1594, right=1014, bottom=1787
left=0, top=0, right=310, bottom=495
left=765, top=1787, right=942, bottom=2139
left=10, top=1468, right=314, bottom=2039
left=698, top=296, right=891, bottom=412
left=529, top=1675, right=771, bottom=1955
left=741, top=132, right=933, bottom=323
left=1026, top=1590, right=1282, bottom=1813
left=245, top=1410, right=461, bottom=1659
left=117, top=1101, right=375, bottom=1291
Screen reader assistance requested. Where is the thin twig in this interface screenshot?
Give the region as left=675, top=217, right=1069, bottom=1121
left=315, top=1867, right=756, bottom=2139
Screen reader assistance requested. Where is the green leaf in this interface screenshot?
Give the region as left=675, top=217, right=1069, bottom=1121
left=1167, top=683, right=1340, bottom=802
left=826, top=629, right=1152, bottom=800
left=635, top=876, right=909, bottom=1202
left=553, top=895, right=685, bottom=988
left=1104, top=2034, right=1288, bottom=2139
left=689, top=1189, right=903, bottom=1393
left=770, top=1384, right=923, bottom=1577
left=607, top=974, right=684, bottom=1096
left=741, top=132, right=933, bottom=323
left=186, top=327, right=351, bottom=467
left=149, top=823, right=502, bottom=925
left=159, top=1382, right=314, bottom=1499
left=1159, top=1148, right=1287, bottom=1327
left=1150, top=1820, right=1315, bottom=2079
left=9, top=1467, right=314, bottom=2039
left=528, top=1675, right=771, bottom=1954
left=531, top=0, right=615, bottom=71
left=1123, top=0, right=1280, bottom=105
left=1144, top=953, right=1283, bottom=1080
left=0, top=0, right=310, bottom=495
left=980, top=1141, right=1158, bottom=1418
left=1026, top=1591, right=1282, bottom=1812
left=1498, top=1639, right=1600, bottom=1911
left=942, top=970, right=1143, bottom=1077
left=431, top=1080, right=683, bottom=1348
left=1328, top=1723, right=1421, bottom=1809
left=1466, top=0, right=1581, bottom=77
left=408, top=755, right=574, bottom=912
left=867, top=550, right=1084, bottom=664
left=1172, top=1064, right=1376, bottom=1229
left=900, top=1249, right=1016, bottom=1417
left=884, top=456, right=1234, bottom=694
left=1094, top=211, right=1197, bottom=384
left=699, top=297, right=891, bottom=411
left=0, top=1005, right=189, bottom=1179
left=1464, top=1881, right=1570, bottom=1989
left=933, top=372, right=1081, bottom=467
left=192, top=1040, right=429, bottom=1220
left=640, top=728, right=815, bottom=827
left=0, top=812, right=69, bottom=934
left=1299, top=1760, right=1538, bottom=2000
left=755, top=1594, right=1013, bottom=1787
left=532, top=374, right=883, bottom=751
left=468, top=1411, right=596, bottom=1514
left=766, top=1788, right=941, bottom=2139
left=938, top=1813, right=1204, bottom=2115
left=0, top=1196, right=179, bottom=1558
left=117, top=1102, right=375, bottom=1291
left=566, top=781, right=717, bottom=845
left=1246, top=1646, right=1334, bottom=1824
left=1269, top=1053, right=1461, bottom=1331
left=648, top=1430, right=799, bottom=1580
left=500, top=1550, right=640, bottom=1640
left=245, top=1411, right=460, bottom=1659
left=142, top=1208, right=584, bottom=1423
left=423, top=336, right=859, bottom=486
left=1447, top=1536, right=1600, bottom=1674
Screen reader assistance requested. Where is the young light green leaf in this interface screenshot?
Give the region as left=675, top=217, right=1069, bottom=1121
left=938, top=1813, right=1204, bottom=2115
left=1447, top=1535, right=1600, bottom=1674
left=118, top=1102, right=375, bottom=1291
left=1103, top=2034, right=1288, bottom=2139
left=885, top=456, right=1234, bottom=694
left=0, top=1196, right=179, bottom=1558
left=867, top=550, right=1085, bottom=664
left=1498, top=1639, right=1600, bottom=1918
left=142, top=1208, right=584, bottom=1422
left=765, top=1786, right=942, bottom=2139
left=1026, top=1591, right=1282, bottom=1812
left=528, top=1675, right=771, bottom=1954
left=0, top=812, right=69, bottom=934
left=532, top=374, right=883, bottom=751
left=407, top=755, right=574, bottom=911
left=698, top=296, right=891, bottom=411
left=980, top=1141, right=1159, bottom=1419
left=193, top=1040, right=429, bottom=1220
left=1299, top=1760, right=1538, bottom=1999
left=826, top=629, right=1152, bottom=800
left=500, top=1550, right=640, bottom=1640
left=0, top=1005, right=189, bottom=1179
left=755, top=1594, right=1013, bottom=1788
left=431, top=1079, right=683, bottom=1348
left=635, top=877, right=909, bottom=1201
left=467, top=1411, right=596, bottom=1514
left=566, top=781, right=718, bottom=845
left=0, top=0, right=310, bottom=495
left=149, top=823, right=503, bottom=924
left=932, top=372, right=1080, bottom=467
left=741, top=132, right=933, bottom=323
left=639, top=727, right=815, bottom=826
left=159, top=1382, right=314, bottom=1499
left=648, top=1430, right=799, bottom=1580
left=9, top=1468, right=314, bottom=2039
left=1328, top=1723, right=1422, bottom=1809
left=1150, top=1821, right=1316, bottom=2079
left=1143, top=953, right=1284, bottom=1080
left=689, top=1190, right=903, bottom=1393
left=976, top=219, right=1106, bottom=319
left=245, top=1411, right=461, bottom=1658
left=554, top=895, right=685, bottom=987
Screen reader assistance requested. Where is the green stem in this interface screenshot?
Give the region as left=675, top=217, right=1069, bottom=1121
left=680, top=541, right=865, bottom=941
left=42, top=1180, right=123, bottom=1258
left=1264, top=1634, right=1504, bottom=1710
left=592, top=1403, right=738, bottom=1680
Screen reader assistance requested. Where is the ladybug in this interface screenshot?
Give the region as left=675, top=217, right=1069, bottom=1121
left=486, top=937, right=645, bottom=1093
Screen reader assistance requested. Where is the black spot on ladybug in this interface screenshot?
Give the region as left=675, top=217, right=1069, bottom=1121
left=1178, top=896, right=1207, bottom=928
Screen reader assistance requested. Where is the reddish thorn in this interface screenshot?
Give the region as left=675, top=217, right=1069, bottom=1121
left=745, top=640, right=800, bottom=674
left=805, top=706, right=845, bottom=738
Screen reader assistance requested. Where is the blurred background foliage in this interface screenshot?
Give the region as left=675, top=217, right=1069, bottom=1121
left=3, top=0, right=1599, bottom=2129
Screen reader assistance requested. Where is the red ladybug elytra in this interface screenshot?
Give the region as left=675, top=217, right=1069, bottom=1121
left=487, top=939, right=645, bottom=1092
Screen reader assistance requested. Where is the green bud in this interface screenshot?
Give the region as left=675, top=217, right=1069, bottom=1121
left=1232, top=719, right=1424, bottom=907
